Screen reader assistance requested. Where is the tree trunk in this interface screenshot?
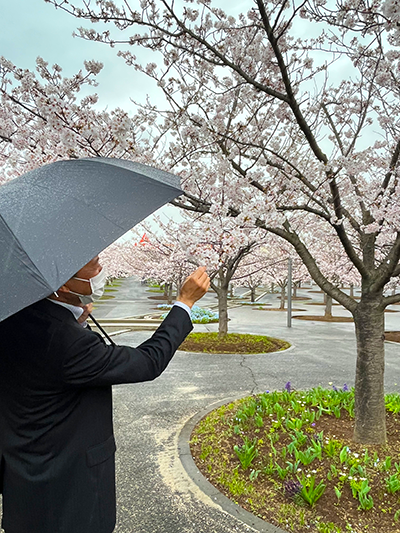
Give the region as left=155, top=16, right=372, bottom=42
left=350, top=283, right=354, bottom=298
left=353, top=295, right=386, bottom=444
left=167, top=283, right=173, bottom=305
left=324, top=294, right=333, bottom=318
left=271, top=282, right=275, bottom=293
left=250, top=287, right=256, bottom=303
left=293, top=283, right=297, bottom=298
left=280, top=285, right=286, bottom=310
left=217, top=286, right=229, bottom=336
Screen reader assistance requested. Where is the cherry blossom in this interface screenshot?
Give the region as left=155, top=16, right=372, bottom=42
left=16, top=0, right=400, bottom=442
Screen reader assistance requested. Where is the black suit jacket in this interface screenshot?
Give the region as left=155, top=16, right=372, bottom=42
left=0, top=299, right=192, bottom=533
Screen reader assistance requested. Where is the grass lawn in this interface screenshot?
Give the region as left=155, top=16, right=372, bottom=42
left=190, top=386, right=400, bottom=533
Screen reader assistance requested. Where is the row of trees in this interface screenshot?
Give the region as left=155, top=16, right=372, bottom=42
left=104, top=210, right=367, bottom=333
left=2, top=0, right=400, bottom=443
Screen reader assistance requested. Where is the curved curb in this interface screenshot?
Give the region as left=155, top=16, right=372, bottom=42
left=178, top=397, right=286, bottom=533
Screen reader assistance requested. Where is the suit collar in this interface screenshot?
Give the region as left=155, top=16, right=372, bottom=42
left=30, top=298, right=79, bottom=323
left=46, top=299, right=84, bottom=321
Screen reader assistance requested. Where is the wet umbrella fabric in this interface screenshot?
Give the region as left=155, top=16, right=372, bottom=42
left=0, top=157, right=182, bottom=323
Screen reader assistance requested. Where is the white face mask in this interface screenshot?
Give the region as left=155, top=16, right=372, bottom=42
left=70, top=268, right=108, bottom=305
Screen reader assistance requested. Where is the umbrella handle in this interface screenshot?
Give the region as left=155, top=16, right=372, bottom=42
left=88, top=313, right=116, bottom=346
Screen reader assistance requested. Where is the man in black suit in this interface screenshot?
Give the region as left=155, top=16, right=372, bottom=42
left=0, top=256, right=210, bottom=533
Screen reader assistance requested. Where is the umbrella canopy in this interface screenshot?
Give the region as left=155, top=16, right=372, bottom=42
left=0, top=157, right=182, bottom=322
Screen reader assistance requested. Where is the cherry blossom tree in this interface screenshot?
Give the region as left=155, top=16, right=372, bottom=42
left=0, top=56, right=154, bottom=182
left=232, top=250, right=271, bottom=303
left=130, top=212, right=266, bottom=335
left=126, top=222, right=194, bottom=303
left=100, top=241, right=137, bottom=280
left=44, top=0, right=400, bottom=444
left=256, top=243, right=307, bottom=310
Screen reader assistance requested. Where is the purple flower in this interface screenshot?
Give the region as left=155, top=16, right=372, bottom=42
left=284, top=381, right=291, bottom=393
left=311, top=423, right=316, bottom=427
left=284, top=479, right=302, bottom=498
left=343, top=384, right=349, bottom=391
left=265, top=390, right=270, bottom=393
left=332, top=385, right=338, bottom=391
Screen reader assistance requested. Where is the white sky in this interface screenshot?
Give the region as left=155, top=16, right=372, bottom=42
left=0, top=0, right=163, bottom=111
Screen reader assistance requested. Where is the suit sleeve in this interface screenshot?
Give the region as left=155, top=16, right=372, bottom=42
left=61, top=306, right=193, bottom=387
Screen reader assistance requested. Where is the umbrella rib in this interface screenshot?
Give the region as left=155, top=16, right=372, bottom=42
left=0, top=214, right=52, bottom=291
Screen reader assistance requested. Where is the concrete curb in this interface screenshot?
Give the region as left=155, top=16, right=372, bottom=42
left=177, top=397, right=286, bottom=533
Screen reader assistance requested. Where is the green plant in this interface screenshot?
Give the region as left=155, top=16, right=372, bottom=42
left=218, top=469, right=253, bottom=497
left=386, top=474, right=400, bottom=494
left=233, top=437, right=258, bottom=470
left=316, top=521, right=342, bottom=533
left=191, top=385, right=400, bottom=532
left=339, top=446, right=349, bottom=464
left=386, top=393, right=400, bottom=414
left=277, top=503, right=307, bottom=531
left=334, top=486, right=342, bottom=503
left=254, top=412, right=264, bottom=427
left=350, top=479, right=374, bottom=510
left=324, top=439, right=341, bottom=458
left=381, top=456, right=392, bottom=472
left=249, top=469, right=261, bottom=481
left=286, top=417, right=304, bottom=431
left=299, top=474, right=326, bottom=507
left=295, top=446, right=319, bottom=466
left=275, top=462, right=290, bottom=480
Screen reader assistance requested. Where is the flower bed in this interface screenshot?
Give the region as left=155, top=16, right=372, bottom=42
left=191, top=384, right=400, bottom=532
left=160, top=305, right=219, bottom=323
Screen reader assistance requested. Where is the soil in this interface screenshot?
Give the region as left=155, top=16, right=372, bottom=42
left=147, top=294, right=171, bottom=300
left=254, top=307, right=306, bottom=312
left=293, top=315, right=354, bottom=322
left=385, top=331, right=400, bottom=343
left=178, top=332, right=290, bottom=354
left=300, top=303, right=396, bottom=312
left=191, top=403, right=400, bottom=533
left=278, top=296, right=312, bottom=300
left=307, top=302, right=341, bottom=306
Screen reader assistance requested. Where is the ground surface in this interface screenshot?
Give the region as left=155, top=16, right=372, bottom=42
left=1, top=280, right=399, bottom=533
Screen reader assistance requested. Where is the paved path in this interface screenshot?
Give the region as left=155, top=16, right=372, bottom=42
left=2, top=280, right=399, bottom=532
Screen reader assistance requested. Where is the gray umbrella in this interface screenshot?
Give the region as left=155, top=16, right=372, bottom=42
left=0, top=157, right=182, bottom=322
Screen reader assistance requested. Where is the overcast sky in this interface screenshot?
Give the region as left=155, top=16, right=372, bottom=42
left=0, top=0, right=163, bottom=112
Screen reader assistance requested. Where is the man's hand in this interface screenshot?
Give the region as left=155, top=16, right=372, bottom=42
left=77, top=303, right=93, bottom=324
left=177, top=266, right=210, bottom=309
